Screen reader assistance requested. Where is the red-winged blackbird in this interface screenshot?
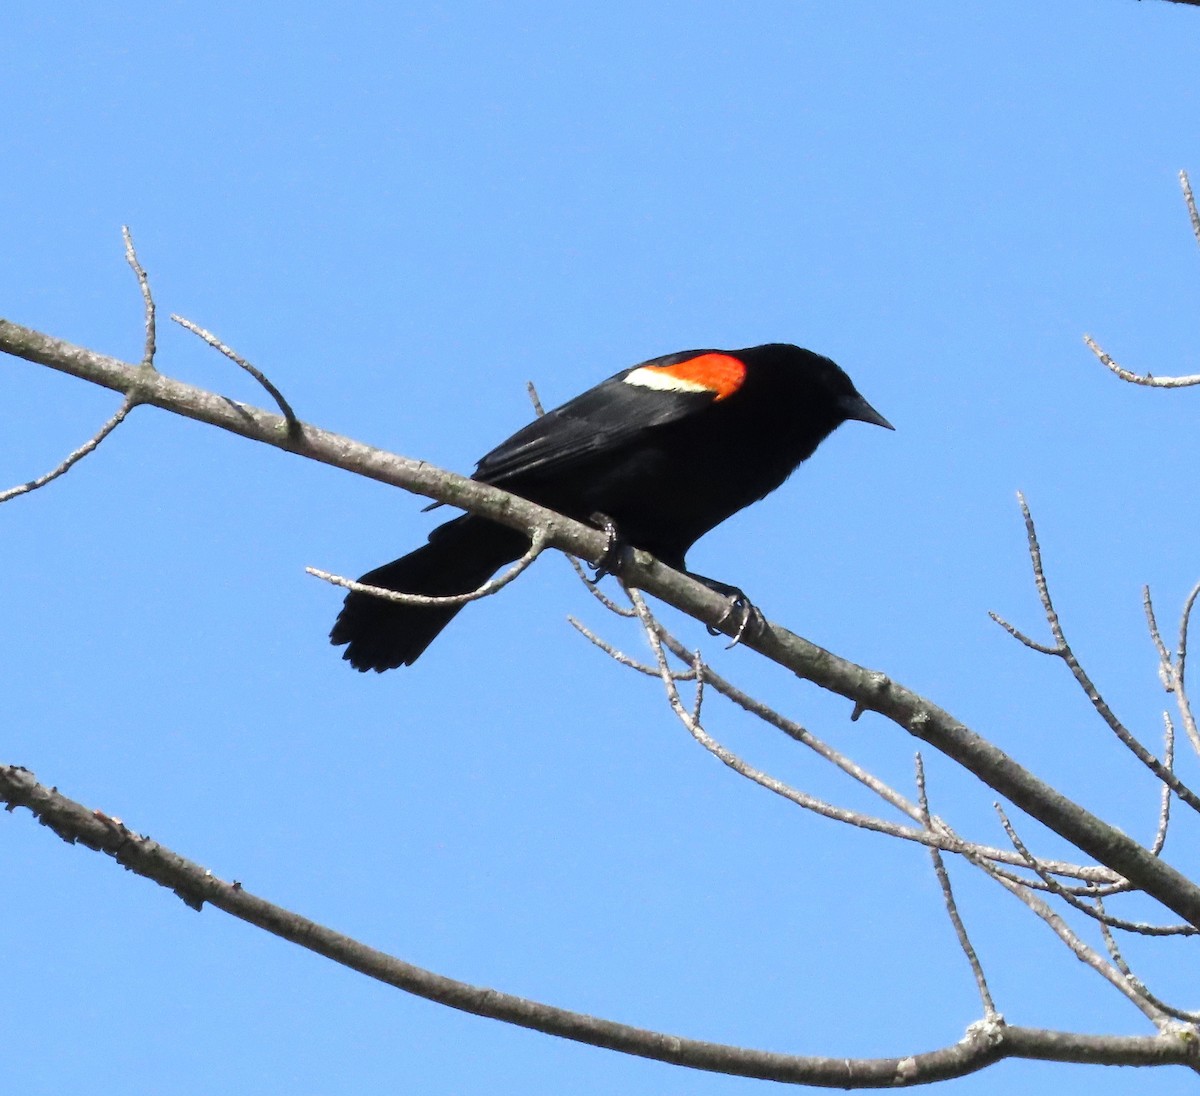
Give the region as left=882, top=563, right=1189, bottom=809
left=331, top=343, right=892, bottom=671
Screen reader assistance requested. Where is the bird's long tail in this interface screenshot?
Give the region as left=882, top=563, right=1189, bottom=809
left=330, top=515, right=531, bottom=671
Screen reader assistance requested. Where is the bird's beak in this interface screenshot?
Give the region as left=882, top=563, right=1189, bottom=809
left=842, top=392, right=895, bottom=431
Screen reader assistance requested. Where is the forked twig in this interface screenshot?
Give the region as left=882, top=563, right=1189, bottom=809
left=622, top=586, right=969, bottom=848
left=2, top=228, right=156, bottom=504
left=568, top=556, right=638, bottom=616
left=996, top=806, right=1196, bottom=938
left=575, top=585, right=1120, bottom=885
left=607, top=586, right=1109, bottom=865
left=993, top=494, right=1200, bottom=815
left=983, top=867, right=1170, bottom=1027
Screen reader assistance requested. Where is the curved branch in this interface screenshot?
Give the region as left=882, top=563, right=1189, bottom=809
left=1084, top=335, right=1200, bottom=389
left=2, top=765, right=1196, bottom=1084
left=1083, top=171, right=1200, bottom=386
left=171, top=313, right=299, bottom=431
left=4, top=317, right=1200, bottom=929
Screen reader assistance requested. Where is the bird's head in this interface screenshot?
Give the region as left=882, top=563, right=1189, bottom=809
left=737, top=343, right=894, bottom=433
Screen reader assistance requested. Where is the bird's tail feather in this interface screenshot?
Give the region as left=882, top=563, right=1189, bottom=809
left=330, top=515, right=530, bottom=671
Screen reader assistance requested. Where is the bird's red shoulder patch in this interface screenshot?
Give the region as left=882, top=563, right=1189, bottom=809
left=623, top=353, right=746, bottom=401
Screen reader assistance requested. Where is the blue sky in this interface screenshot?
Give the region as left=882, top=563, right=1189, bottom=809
left=4, top=2, right=1200, bottom=1093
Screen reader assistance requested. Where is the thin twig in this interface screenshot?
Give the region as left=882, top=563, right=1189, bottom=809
left=121, top=226, right=156, bottom=368
left=171, top=314, right=300, bottom=432
left=567, top=556, right=638, bottom=616
left=1081, top=173, right=1200, bottom=388
left=1095, top=892, right=1200, bottom=1024
left=1084, top=335, right=1200, bottom=389
left=0, top=398, right=134, bottom=504
left=309, top=530, right=549, bottom=608
left=1178, top=582, right=1199, bottom=690
left=916, top=756, right=999, bottom=1019
left=651, top=625, right=926, bottom=822
left=1151, top=714, right=1175, bottom=858
left=987, top=612, right=1061, bottom=656
left=1146, top=585, right=1176, bottom=691
left=1181, top=169, right=1200, bottom=250
left=690, top=650, right=706, bottom=727
left=567, top=616, right=693, bottom=679
left=996, top=806, right=1195, bottom=937
left=650, top=617, right=1118, bottom=886
left=1175, top=584, right=1200, bottom=756
left=620, top=587, right=1029, bottom=855
left=4, top=764, right=1196, bottom=1084
left=1146, top=585, right=1200, bottom=757
left=971, top=850, right=1171, bottom=1027
left=1001, top=495, right=1200, bottom=814
left=525, top=379, right=545, bottom=417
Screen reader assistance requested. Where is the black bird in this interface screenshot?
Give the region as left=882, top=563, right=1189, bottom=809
left=331, top=343, right=892, bottom=671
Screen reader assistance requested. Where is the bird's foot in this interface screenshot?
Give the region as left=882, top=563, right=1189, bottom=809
left=690, top=574, right=766, bottom=648
left=588, top=512, right=629, bottom=583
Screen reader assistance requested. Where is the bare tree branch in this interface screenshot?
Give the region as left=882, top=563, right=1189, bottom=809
left=568, top=615, right=691, bottom=678
left=5, top=765, right=1195, bottom=1083
left=620, top=586, right=953, bottom=848
left=977, top=829, right=1174, bottom=1028
left=1083, top=171, right=1200, bottom=387
left=647, top=619, right=1117, bottom=886
left=4, top=315, right=1200, bottom=929
left=1147, top=583, right=1200, bottom=757
left=995, top=493, right=1200, bottom=814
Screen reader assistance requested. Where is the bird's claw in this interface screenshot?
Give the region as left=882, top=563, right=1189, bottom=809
left=588, top=512, right=627, bottom=583
left=706, top=589, right=766, bottom=648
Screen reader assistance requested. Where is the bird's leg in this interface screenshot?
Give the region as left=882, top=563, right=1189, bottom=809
left=588, top=512, right=630, bottom=583
left=687, top=572, right=767, bottom=649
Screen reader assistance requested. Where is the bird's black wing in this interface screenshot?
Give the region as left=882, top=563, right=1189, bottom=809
left=472, top=352, right=724, bottom=486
